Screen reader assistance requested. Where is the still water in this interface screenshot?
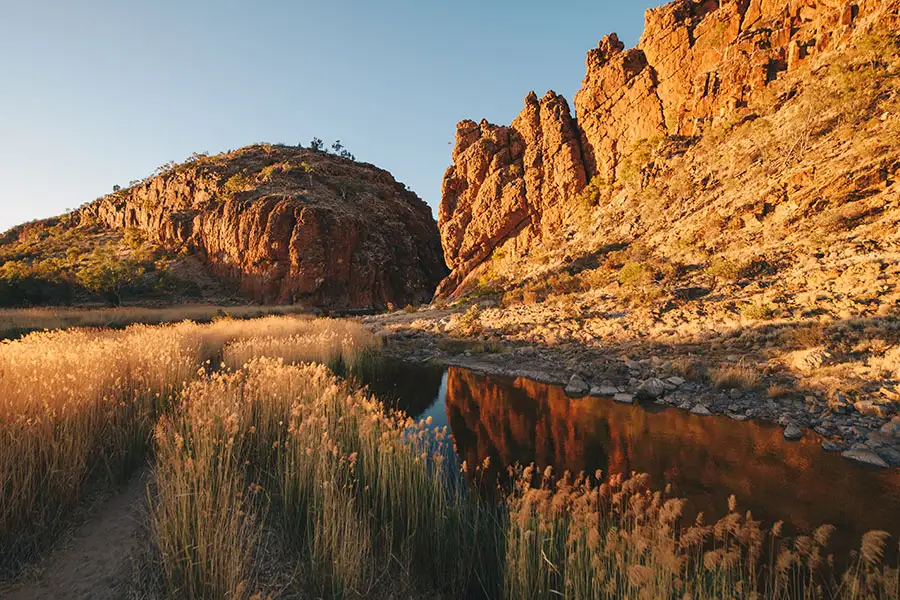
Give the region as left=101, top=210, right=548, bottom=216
left=361, top=360, right=900, bottom=557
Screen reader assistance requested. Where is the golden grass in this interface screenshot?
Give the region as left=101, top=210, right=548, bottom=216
left=0, top=315, right=374, bottom=576
left=711, top=362, right=762, bottom=390
left=2, top=316, right=899, bottom=598
left=503, top=470, right=898, bottom=599
left=0, top=304, right=311, bottom=339
left=152, top=358, right=495, bottom=598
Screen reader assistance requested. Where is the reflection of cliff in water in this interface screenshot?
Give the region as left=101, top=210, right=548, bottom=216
left=443, top=367, right=900, bottom=553
left=446, top=367, right=611, bottom=479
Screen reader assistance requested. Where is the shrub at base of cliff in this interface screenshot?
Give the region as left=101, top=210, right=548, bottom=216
left=74, top=252, right=149, bottom=307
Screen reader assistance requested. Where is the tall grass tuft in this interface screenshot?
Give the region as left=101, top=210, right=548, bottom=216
left=0, top=315, right=373, bottom=577
left=151, top=358, right=500, bottom=599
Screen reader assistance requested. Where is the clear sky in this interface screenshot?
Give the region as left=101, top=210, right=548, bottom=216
left=0, top=0, right=659, bottom=233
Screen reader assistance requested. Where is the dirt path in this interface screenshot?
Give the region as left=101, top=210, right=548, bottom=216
left=3, top=475, right=148, bottom=600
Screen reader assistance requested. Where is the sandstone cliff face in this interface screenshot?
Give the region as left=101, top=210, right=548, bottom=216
left=438, top=92, right=585, bottom=296
left=437, top=0, right=895, bottom=298
left=84, top=145, right=447, bottom=309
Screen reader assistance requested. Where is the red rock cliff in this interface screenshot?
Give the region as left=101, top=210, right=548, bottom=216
left=437, top=0, right=891, bottom=298
left=84, top=145, right=447, bottom=309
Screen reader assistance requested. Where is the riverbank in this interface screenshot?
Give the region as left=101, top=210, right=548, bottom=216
left=364, top=303, right=900, bottom=469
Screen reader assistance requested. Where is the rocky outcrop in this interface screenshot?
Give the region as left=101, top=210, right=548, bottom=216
left=574, top=33, right=666, bottom=180
left=84, top=145, right=447, bottom=309
left=437, top=0, right=893, bottom=298
left=437, top=92, right=585, bottom=296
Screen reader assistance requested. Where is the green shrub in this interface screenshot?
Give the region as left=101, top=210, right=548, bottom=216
left=123, top=227, right=146, bottom=252
left=452, top=305, right=483, bottom=337
left=616, top=138, right=659, bottom=188
left=75, top=251, right=146, bottom=306
left=259, top=162, right=296, bottom=182
left=741, top=303, right=775, bottom=320
left=708, top=257, right=744, bottom=280
left=222, top=172, right=253, bottom=199
left=618, top=262, right=655, bottom=287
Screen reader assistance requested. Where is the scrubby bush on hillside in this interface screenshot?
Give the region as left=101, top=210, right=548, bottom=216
left=0, top=260, right=73, bottom=306
left=75, top=251, right=147, bottom=306
left=222, top=171, right=253, bottom=199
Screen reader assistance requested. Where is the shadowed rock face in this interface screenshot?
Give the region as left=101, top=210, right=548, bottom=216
left=437, top=0, right=892, bottom=298
left=84, top=145, right=448, bottom=309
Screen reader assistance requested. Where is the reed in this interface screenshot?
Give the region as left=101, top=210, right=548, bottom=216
left=151, top=358, right=500, bottom=599
left=0, top=315, right=373, bottom=576
left=2, top=315, right=897, bottom=599
left=0, top=304, right=311, bottom=340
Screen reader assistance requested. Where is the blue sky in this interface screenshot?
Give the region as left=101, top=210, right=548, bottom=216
left=0, top=0, right=659, bottom=233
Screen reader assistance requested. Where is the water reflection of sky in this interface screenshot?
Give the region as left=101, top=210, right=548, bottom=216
left=361, top=360, right=900, bottom=559
left=416, top=371, right=449, bottom=429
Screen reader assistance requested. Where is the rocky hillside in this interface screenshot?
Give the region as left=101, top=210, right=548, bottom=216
left=2, top=145, right=447, bottom=309
left=438, top=0, right=899, bottom=298
left=368, top=0, right=900, bottom=467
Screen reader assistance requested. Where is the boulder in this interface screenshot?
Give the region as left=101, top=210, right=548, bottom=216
left=566, top=374, right=590, bottom=396
left=635, top=377, right=668, bottom=399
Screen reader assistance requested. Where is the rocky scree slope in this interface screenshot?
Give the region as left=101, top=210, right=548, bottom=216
left=51, top=145, right=448, bottom=309
left=438, top=0, right=900, bottom=299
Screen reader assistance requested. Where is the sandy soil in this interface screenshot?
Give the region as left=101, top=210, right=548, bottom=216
left=3, top=475, right=147, bottom=600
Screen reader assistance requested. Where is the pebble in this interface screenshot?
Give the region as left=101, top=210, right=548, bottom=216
left=783, top=424, right=803, bottom=441
left=613, top=393, right=635, bottom=404
left=842, top=449, right=889, bottom=468
left=691, top=405, right=712, bottom=416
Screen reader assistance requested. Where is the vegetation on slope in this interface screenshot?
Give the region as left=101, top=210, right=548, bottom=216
left=0, top=216, right=224, bottom=307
